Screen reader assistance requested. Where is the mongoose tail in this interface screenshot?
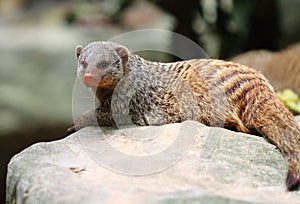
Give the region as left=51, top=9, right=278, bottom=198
left=248, top=88, right=300, bottom=191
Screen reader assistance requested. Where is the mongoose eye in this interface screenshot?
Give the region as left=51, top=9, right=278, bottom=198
left=97, top=61, right=110, bottom=69
left=80, top=61, right=88, bottom=69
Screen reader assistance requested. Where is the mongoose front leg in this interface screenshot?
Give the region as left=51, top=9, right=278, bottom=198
left=66, top=110, right=98, bottom=135
left=66, top=108, right=115, bottom=135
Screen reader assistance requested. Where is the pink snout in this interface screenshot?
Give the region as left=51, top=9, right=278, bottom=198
left=83, top=73, right=93, bottom=81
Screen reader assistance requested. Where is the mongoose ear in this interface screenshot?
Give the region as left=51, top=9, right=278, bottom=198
left=75, top=45, right=83, bottom=59
left=114, top=46, right=129, bottom=64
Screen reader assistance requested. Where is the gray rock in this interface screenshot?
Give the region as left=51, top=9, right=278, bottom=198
left=296, top=115, right=300, bottom=124
left=6, top=120, right=300, bottom=204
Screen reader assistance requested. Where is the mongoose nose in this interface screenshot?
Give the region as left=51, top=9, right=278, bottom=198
left=83, top=73, right=93, bottom=81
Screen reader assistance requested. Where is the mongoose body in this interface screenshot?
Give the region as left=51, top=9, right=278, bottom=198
left=67, top=41, right=300, bottom=191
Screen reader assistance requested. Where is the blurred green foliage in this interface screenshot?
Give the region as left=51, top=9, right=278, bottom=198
left=277, top=89, right=300, bottom=115
left=95, top=0, right=281, bottom=58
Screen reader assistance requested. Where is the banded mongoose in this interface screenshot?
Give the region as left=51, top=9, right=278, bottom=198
left=67, top=41, right=300, bottom=191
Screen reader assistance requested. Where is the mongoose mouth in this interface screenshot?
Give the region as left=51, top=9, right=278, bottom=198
left=83, top=80, right=99, bottom=88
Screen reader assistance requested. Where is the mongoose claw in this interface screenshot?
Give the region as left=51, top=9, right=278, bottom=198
left=66, top=124, right=77, bottom=136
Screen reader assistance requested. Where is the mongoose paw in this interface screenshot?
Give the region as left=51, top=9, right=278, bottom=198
left=66, top=124, right=77, bottom=136
left=286, top=168, right=300, bottom=191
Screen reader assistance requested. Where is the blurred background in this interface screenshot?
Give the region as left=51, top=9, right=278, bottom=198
left=0, top=0, right=300, bottom=202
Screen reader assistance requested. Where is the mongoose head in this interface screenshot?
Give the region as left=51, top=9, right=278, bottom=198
left=76, top=41, right=129, bottom=89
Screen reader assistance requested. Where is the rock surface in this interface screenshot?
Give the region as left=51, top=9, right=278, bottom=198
left=296, top=115, right=300, bottom=123
left=6, top=119, right=300, bottom=204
